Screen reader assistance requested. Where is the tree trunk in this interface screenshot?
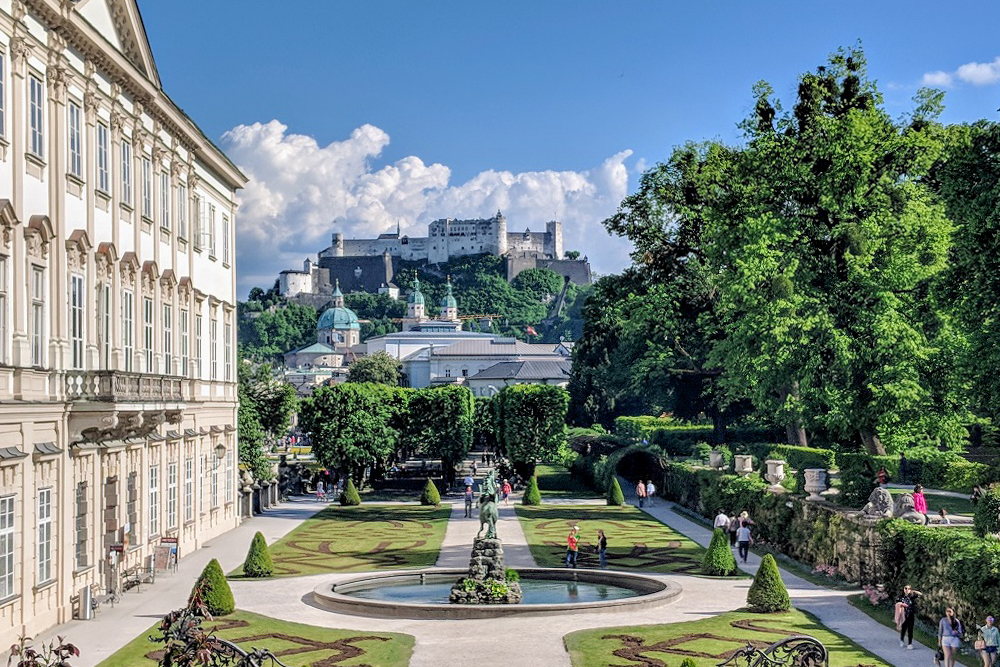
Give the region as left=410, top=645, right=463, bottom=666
left=859, top=430, right=887, bottom=455
left=779, top=384, right=809, bottom=447
left=710, top=408, right=727, bottom=445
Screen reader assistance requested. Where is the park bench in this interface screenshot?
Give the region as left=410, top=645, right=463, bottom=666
left=122, top=563, right=155, bottom=592
left=717, top=635, right=828, bottom=667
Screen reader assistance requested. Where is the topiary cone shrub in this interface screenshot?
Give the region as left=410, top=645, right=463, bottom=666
left=747, top=553, right=790, bottom=612
left=189, top=558, right=234, bottom=616
left=420, top=478, right=441, bottom=506
left=339, top=478, right=361, bottom=506
left=607, top=477, right=625, bottom=506
left=242, top=531, right=274, bottom=578
left=701, top=528, right=738, bottom=576
left=679, top=659, right=698, bottom=667
left=974, top=486, right=1000, bottom=537
left=522, top=476, right=542, bottom=505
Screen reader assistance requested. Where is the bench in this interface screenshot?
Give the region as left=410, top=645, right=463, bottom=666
left=122, top=565, right=155, bottom=592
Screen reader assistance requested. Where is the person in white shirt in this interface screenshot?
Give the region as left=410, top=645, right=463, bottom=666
left=736, top=521, right=753, bottom=563
left=646, top=480, right=657, bottom=506
left=714, top=509, right=730, bottom=530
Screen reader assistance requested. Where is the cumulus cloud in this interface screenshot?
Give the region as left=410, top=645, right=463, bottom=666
left=922, top=56, right=1000, bottom=88
left=223, top=120, right=634, bottom=295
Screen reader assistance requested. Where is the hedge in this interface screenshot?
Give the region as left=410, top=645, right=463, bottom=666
left=189, top=559, right=234, bottom=616
left=607, top=477, right=625, bottom=506
left=522, top=476, right=542, bottom=506
left=740, top=443, right=836, bottom=472
left=974, top=487, right=1000, bottom=537
left=650, top=427, right=714, bottom=456
left=419, top=478, right=441, bottom=506
left=614, top=416, right=679, bottom=440
left=834, top=448, right=991, bottom=494
left=241, top=531, right=274, bottom=578
left=747, top=554, right=791, bottom=612
left=339, top=478, right=361, bottom=506
left=702, top=528, right=738, bottom=576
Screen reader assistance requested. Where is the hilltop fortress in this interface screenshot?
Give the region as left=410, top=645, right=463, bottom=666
left=279, top=211, right=591, bottom=299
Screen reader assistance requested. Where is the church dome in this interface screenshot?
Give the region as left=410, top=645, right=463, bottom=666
left=317, top=306, right=360, bottom=331
left=441, top=277, right=457, bottom=309
left=408, top=277, right=425, bottom=305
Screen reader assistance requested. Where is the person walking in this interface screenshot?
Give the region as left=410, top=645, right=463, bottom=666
left=714, top=509, right=730, bottom=531
left=646, top=480, right=657, bottom=507
left=316, top=479, right=326, bottom=502
left=501, top=479, right=512, bottom=507
left=939, top=607, right=964, bottom=667
left=565, top=526, right=580, bottom=568
left=635, top=480, right=646, bottom=508
left=978, top=616, right=999, bottom=667
left=728, top=513, right=740, bottom=548
left=464, top=486, right=474, bottom=518
left=896, top=584, right=921, bottom=650
left=597, top=529, right=608, bottom=569
left=913, top=485, right=929, bottom=520
left=736, top=520, right=753, bottom=563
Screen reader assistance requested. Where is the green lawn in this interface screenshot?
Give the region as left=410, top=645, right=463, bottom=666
left=95, top=610, right=413, bottom=667
left=230, top=504, right=450, bottom=577
left=516, top=505, right=706, bottom=573
left=564, top=609, right=890, bottom=667
left=534, top=464, right=602, bottom=500
left=887, top=488, right=974, bottom=517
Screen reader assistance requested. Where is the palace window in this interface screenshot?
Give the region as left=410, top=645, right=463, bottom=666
left=0, top=255, right=7, bottom=365
left=193, top=197, right=203, bottom=251
left=143, top=297, right=153, bottom=371
left=68, top=101, right=83, bottom=178
left=75, top=482, right=88, bottom=569
left=210, top=318, right=218, bottom=380
left=222, top=216, right=230, bottom=264
left=37, top=488, right=52, bottom=584
left=28, top=73, right=44, bottom=158
left=99, top=283, right=111, bottom=369
left=167, top=462, right=178, bottom=530
left=208, top=203, right=217, bottom=257
left=126, top=472, right=137, bottom=544
left=177, top=184, right=187, bottom=239
left=211, top=451, right=219, bottom=508
left=225, top=446, right=233, bottom=504
left=224, top=322, right=232, bottom=381
left=180, top=309, right=189, bottom=377
left=0, top=52, right=6, bottom=138
left=163, top=304, right=173, bottom=374
left=141, top=157, right=152, bottom=218
left=195, top=314, right=202, bottom=377
left=121, top=140, right=132, bottom=206
left=184, top=457, right=193, bottom=523
left=149, top=465, right=159, bottom=537
left=0, top=496, right=14, bottom=598
left=70, top=273, right=85, bottom=370
left=122, top=289, right=134, bottom=372
left=31, top=266, right=45, bottom=367
left=97, top=122, right=110, bottom=193
left=160, top=171, right=170, bottom=229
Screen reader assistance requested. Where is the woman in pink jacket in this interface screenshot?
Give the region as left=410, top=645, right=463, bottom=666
left=913, top=484, right=928, bottom=517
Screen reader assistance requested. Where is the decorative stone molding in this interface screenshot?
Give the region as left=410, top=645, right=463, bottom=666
left=110, top=108, right=127, bottom=137
left=0, top=199, right=18, bottom=251
left=177, top=277, right=192, bottom=304
left=159, top=269, right=176, bottom=301
left=11, top=0, right=26, bottom=21
left=25, top=215, right=54, bottom=261
left=170, top=159, right=185, bottom=179
left=141, top=260, right=158, bottom=297
left=9, top=36, right=31, bottom=71
left=95, top=242, right=118, bottom=283
left=65, top=229, right=92, bottom=272
left=153, top=144, right=168, bottom=164
left=120, top=251, right=139, bottom=290
left=46, top=64, right=68, bottom=98
left=187, top=168, right=200, bottom=191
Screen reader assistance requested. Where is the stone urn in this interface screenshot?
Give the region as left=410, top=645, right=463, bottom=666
left=734, top=454, right=754, bottom=476
left=709, top=450, right=725, bottom=470
left=803, top=468, right=827, bottom=502
left=765, top=459, right=786, bottom=492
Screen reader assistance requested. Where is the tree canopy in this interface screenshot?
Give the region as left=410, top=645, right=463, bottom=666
left=494, top=384, right=570, bottom=477
left=347, top=351, right=402, bottom=386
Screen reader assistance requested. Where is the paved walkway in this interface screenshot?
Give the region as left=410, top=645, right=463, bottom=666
left=41, top=497, right=332, bottom=667
left=623, top=482, right=920, bottom=667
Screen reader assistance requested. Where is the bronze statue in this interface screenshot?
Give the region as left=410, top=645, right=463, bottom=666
left=477, top=470, right=499, bottom=540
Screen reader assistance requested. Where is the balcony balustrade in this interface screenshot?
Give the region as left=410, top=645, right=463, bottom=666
left=65, top=370, right=186, bottom=402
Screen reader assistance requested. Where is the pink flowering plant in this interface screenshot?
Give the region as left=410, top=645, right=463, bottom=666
left=863, top=584, right=889, bottom=606
left=811, top=564, right=838, bottom=578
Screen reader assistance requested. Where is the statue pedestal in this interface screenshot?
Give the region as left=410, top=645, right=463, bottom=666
left=449, top=538, right=523, bottom=605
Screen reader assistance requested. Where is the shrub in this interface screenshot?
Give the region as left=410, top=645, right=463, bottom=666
left=339, top=478, right=361, bottom=506
left=680, top=659, right=698, bottom=667
left=505, top=568, right=520, bottom=582
left=701, top=528, right=738, bottom=576
left=650, top=426, right=714, bottom=456
left=836, top=452, right=879, bottom=507
left=241, top=531, right=274, bottom=578
left=742, top=443, right=836, bottom=472
left=189, top=559, right=234, bottom=616
left=974, top=487, right=1000, bottom=537
left=746, top=554, right=790, bottom=612
left=607, top=477, right=625, bottom=506
left=522, top=476, right=541, bottom=505
left=614, top=416, right=676, bottom=440
left=419, top=478, right=441, bottom=506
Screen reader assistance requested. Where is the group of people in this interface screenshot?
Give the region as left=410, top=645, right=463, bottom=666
left=714, top=509, right=755, bottom=563
left=565, top=525, right=608, bottom=569
left=462, top=474, right=513, bottom=518
left=896, top=585, right=999, bottom=667
left=635, top=479, right=657, bottom=507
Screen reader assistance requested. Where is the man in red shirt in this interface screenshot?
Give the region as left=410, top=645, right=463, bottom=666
left=565, top=525, right=580, bottom=568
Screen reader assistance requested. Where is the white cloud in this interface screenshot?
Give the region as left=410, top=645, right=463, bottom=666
left=956, top=56, right=1000, bottom=85
left=224, top=120, right=635, bottom=295
left=920, top=70, right=953, bottom=87
left=921, top=56, right=1000, bottom=88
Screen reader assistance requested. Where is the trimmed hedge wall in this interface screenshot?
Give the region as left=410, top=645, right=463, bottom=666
left=740, top=443, right=836, bottom=472
left=834, top=448, right=992, bottom=495
left=614, top=416, right=680, bottom=440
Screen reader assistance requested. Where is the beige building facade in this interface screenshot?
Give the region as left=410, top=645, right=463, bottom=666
left=0, top=0, right=246, bottom=645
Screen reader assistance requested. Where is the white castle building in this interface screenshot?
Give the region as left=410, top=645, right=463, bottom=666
left=0, top=0, right=246, bottom=644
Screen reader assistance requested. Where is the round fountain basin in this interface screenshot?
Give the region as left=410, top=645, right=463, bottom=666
left=311, top=568, right=682, bottom=619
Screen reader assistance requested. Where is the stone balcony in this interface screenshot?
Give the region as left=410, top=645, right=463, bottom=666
left=65, top=370, right=186, bottom=402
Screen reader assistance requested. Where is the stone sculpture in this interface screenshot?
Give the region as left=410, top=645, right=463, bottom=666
left=861, top=487, right=894, bottom=519
left=478, top=470, right=500, bottom=540
left=449, top=537, right=523, bottom=605
left=893, top=493, right=928, bottom=525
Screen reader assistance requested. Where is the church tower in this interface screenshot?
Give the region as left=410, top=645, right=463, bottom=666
left=403, top=277, right=426, bottom=331
left=440, top=276, right=459, bottom=322
left=332, top=279, right=344, bottom=308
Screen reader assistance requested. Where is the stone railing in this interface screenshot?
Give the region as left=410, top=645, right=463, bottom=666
left=65, top=371, right=186, bottom=402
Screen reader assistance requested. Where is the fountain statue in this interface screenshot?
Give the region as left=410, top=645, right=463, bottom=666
left=477, top=470, right=500, bottom=540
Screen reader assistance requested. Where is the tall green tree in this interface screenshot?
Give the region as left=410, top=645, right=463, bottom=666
left=347, top=351, right=402, bottom=386
left=404, top=386, right=475, bottom=483
left=237, top=387, right=271, bottom=480
left=495, top=385, right=569, bottom=477
left=238, top=363, right=298, bottom=441
left=299, top=383, right=411, bottom=484
left=702, top=47, right=965, bottom=453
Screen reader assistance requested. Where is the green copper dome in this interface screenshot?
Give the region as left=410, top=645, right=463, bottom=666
left=317, top=306, right=360, bottom=330
left=408, top=277, right=425, bottom=306
left=441, top=278, right=457, bottom=309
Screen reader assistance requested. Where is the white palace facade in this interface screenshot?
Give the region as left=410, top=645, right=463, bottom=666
left=0, top=0, right=246, bottom=644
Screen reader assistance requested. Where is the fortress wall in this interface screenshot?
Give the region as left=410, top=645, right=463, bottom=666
left=506, top=231, right=551, bottom=256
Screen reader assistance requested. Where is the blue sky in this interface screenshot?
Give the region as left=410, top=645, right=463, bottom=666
left=139, top=1, right=1000, bottom=295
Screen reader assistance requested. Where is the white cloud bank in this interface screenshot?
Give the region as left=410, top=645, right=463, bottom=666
left=223, top=120, right=635, bottom=295
left=921, top=55, right=1000, bottom=87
